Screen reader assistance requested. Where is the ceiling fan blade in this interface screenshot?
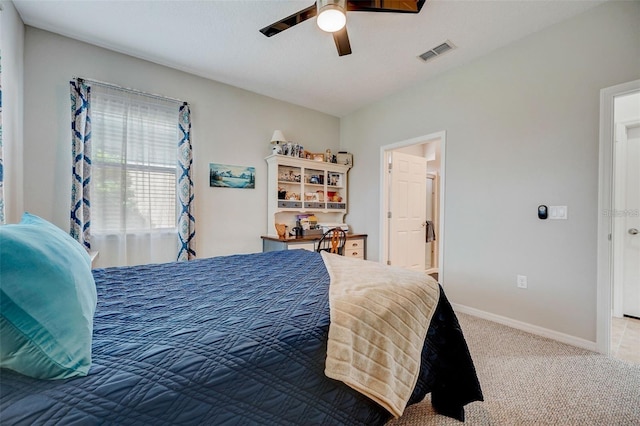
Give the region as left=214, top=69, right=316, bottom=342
left=346, top=0, right=425, bottom=13
left=259, top=4, right=317, bottom=37
left=333, top=27, right=352, bottom=56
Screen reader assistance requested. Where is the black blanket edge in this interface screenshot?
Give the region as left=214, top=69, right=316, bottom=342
left=408, top=286, right=484, bottom=422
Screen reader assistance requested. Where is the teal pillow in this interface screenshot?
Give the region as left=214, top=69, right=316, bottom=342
left=0, top=212, right=97, bottom=379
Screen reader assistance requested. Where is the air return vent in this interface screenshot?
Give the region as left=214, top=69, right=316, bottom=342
left=418, top=40, right=455, bottom=62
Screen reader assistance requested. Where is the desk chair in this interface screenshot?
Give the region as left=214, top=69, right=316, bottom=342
left=316, top=228, right=347, bottom=255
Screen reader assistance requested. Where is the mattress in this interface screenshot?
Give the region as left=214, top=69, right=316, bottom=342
left=0, top=249, right=482, bottom=425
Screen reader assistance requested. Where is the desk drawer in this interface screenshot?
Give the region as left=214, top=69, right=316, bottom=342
left=344, top=238, right=365, bottom=259
left=344, top=248, right=364, bottom=259
left=287, top=242, right=316, bottom=251
left=345, top=238, right=364, bottom=250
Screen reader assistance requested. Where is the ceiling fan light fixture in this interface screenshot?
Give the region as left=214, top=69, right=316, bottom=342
left=317, top=0, right=346, bottom=33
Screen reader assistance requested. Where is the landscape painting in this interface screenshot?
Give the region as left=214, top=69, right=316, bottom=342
left=209, top=163, right=255, bottom=189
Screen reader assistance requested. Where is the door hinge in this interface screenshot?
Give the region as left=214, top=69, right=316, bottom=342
left=608, top=233, right=612, bottom=241
left=388, top=161, right=393, bottom=171
left=387, top=211, right=392, bottom=219
left=387, top=260, right=391, bottom=265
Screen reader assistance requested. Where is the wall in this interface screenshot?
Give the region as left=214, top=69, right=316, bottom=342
left=341, top=1, right=640, bottom=342
left=0, top=0, right=25, bottom=223
left=22, top=27, right=340, bottom=258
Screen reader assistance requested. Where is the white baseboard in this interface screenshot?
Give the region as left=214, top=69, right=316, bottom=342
left=452, top=303, right=599, bottom=353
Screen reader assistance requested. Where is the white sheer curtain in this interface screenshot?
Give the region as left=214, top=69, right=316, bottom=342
left=90, top=84, right=180, bottom=267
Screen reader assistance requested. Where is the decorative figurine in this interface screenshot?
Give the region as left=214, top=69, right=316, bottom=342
left=275, top=223, right=288, bottom=240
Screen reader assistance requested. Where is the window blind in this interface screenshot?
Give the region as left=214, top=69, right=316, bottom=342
left=90, top=85, right=179, bottom=235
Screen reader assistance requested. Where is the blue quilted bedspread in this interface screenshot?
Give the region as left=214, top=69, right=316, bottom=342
left=0, top=250, right=482, bottom=425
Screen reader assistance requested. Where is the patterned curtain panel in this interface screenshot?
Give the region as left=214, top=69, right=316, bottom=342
left=70, top=79, right=92, bottom=250
left=177, top=103, right=196, bottom=261
left=0, top=50, right=4, bottom=225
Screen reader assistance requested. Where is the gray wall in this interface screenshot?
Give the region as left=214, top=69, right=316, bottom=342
left=1, top=0, right=25, bottom=223
left=341, top=1, right=640, bottom=342
left=22, top=27, right=340, bottom=258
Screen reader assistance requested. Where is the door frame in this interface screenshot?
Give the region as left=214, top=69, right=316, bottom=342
left=597, top=79, right=640, bottom=355
left=379, top=131, right=446, bottom=280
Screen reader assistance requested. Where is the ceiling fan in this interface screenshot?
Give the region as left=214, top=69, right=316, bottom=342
left=260, top=0, right=426, bottom=57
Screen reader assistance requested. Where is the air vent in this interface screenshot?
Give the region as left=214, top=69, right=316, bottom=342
left=418, top=50, right=437, bottom=62
left=418, top=40, right=455, bottom=62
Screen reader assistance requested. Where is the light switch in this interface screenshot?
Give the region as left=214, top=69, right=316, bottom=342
left=549, top=206, right=568, bottom=220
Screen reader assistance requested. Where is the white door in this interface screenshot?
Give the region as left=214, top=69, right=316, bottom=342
left=388, top=151, right=427, bottom=271
left=617, top=122, right=640, bottom=317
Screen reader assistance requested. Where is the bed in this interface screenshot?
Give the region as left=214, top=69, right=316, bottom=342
left=1, top=248, right=482, bottom=425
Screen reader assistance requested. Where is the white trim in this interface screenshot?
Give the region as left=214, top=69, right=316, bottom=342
left=597, top=79, right=640, bottom=355
left=378, top=131, right=446, bottom=282
left=453, top=303, right=598, bottom=352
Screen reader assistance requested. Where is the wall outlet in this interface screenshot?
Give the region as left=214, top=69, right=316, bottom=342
left=517, top=275, right=528, bottom=289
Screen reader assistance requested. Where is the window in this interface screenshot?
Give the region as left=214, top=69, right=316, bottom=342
left=89, top=84, right=180, bottom=266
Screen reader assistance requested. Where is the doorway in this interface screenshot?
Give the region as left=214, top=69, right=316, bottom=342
left=612, top=96, right=640, bottom=320
left=597, top=79, right=640, bottom=363
left=379, top=131, right=445, bottom=280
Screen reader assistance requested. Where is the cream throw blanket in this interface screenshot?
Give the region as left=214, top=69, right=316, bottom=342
left=321, top=252, right=440, bottom=418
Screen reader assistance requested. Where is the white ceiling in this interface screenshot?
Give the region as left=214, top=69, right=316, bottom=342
left=13, top=0, right=608, bottom=117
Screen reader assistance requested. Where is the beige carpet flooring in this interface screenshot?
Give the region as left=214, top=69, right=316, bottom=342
left=388, top=313, right=640, bottom=425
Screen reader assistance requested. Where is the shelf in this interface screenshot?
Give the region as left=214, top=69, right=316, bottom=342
left=267, top=154, right=351, bottom=235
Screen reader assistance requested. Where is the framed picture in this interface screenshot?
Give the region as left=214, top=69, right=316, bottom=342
left=310, top=153, right=325, bottom=162
left=209, top=163, right=255, bottom=188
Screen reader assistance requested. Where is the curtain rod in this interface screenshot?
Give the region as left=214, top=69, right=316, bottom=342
left=74, top=76, right=187, bottom=105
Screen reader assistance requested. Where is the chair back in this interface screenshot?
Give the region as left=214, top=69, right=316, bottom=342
left=316, top=228, right=347, bottom=255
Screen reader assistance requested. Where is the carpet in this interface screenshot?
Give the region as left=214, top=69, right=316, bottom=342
left=388, top=313, right=640, bottom=425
